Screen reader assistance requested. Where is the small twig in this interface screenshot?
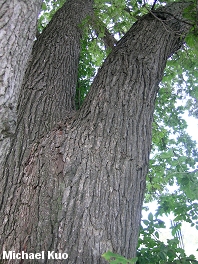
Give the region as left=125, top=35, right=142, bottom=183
left=146, top=7, right=193, bottom=36
left=149, top=9, right=182, bottom=35
left=151, top=0, right=158, bottom=10
left=153, top=10, right=194, bottom=26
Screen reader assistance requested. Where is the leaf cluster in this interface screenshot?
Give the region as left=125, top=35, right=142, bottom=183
left=37, top=0, right=65, bottom=33
left=137, top=213, right=198, bottom=263
left=103, top=212, right=198, bottom=263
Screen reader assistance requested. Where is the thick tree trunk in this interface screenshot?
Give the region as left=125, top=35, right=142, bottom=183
left=0, top=0, right=42, bottom=167
left=0, top=1, right=191, bottom=264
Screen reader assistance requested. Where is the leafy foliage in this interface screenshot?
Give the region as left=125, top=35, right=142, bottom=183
left=37, top=0, right=65, bottom=32
left=37, top=0, right=198, bottom=263
left=137, top=213, right=198, bottom=264
left=103, top=212, right=198, bottom=263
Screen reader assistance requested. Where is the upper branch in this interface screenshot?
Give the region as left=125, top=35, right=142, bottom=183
left=16, top=0, right=94, bottom=144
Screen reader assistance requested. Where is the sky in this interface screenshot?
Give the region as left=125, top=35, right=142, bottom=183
left=185, top=113, right=198, bottom=142
left=142, top=108, right=198, bottom=259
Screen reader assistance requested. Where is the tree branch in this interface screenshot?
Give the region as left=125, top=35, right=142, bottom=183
left=90, top=14, right=117, bottom=50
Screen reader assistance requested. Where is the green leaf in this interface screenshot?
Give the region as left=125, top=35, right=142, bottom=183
left=42, top=2, right=48, bottom=11
left=142, top=220, right=149, bottom=226
left=154, top=231, right=159, bottom=239
left=102, top=251, right=137, bottom=264
left=148, top=212, right=153, bottom=222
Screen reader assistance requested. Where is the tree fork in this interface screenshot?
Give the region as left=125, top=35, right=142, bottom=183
left=0, top=1, right=191, bottom=264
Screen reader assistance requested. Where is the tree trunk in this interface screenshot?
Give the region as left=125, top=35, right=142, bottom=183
left=0, top=0, right=42, bottom=167
left=0, top=1, right=191, bottom=263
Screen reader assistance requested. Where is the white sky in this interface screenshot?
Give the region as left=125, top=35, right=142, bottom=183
left=184, top=113, right=198, bottom=142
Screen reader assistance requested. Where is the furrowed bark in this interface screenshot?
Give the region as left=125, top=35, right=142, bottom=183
left=17, top=0, right=94, bottom=146
left=0, top=0, right=42, bottom=167
left=0, top=1, right=191, bottom=264
left=0, top=0, right=94, bottom=255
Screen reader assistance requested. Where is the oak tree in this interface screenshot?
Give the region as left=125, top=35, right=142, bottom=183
left=0, top=0, right=198, bottom=263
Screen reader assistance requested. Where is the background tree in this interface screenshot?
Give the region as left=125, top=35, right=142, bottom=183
left=0, top=0, right=42, bottom=166
left=0, top=0, right=198, bottom=263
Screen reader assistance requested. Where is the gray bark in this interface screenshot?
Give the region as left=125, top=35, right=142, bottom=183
left=0, top=0, right=42, bottom=167
left=0, top=1, right=191, bottom=263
